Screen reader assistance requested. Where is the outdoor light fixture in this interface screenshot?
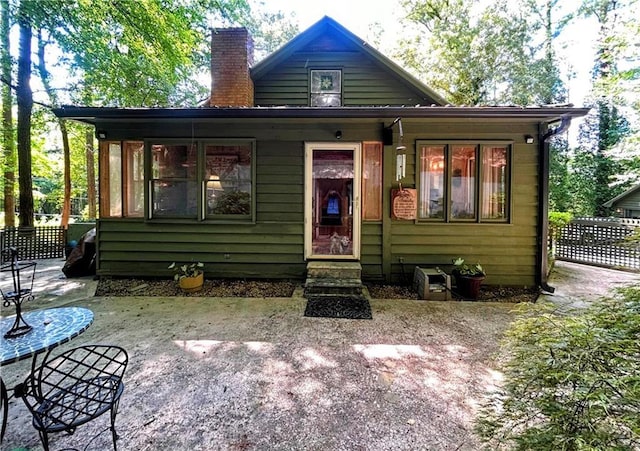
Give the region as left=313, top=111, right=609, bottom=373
left=335, top=130, right=342, bottom=139
left=96, top=130, right=107, bottom=139
left=525, top=135, right=534, bottom=144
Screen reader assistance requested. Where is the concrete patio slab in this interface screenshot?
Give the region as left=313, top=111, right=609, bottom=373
left=1, top=259, right=638, bottom=450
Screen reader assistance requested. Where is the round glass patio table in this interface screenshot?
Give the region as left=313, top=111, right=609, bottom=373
left=1, top=307, right=94, bottom=365
left=0, top=307, right=93, bottom=442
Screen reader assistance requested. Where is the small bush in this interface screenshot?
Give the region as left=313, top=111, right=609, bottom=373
left=475, top=288, right=640, bottom=450
left=549, top=211, right=573, bottom=243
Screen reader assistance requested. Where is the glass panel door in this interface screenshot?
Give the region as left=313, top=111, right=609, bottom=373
left=305, top=143, right=361, bottom=259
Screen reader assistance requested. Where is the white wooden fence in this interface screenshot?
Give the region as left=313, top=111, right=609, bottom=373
left=554, top=218, right=640, bottom=270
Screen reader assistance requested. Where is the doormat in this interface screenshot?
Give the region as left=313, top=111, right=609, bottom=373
left=304, top=296, right=372, bottom=320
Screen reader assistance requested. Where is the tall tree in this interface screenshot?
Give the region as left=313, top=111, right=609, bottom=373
left=241, top=9, right=299, bottom=61
left=1, top=0, right=15, bottom=226
left=549, top=136, right=572, bottom=211
left=518, top=0, right=568, bottom=105
left=36, top=28, right=73, bottom=226
left=3, top=0, right=308, bottom=227
left=398, top=0, right=566, bottom=106
left=6, top=0, right=252, bottom=227
left=15, top=0, right=34, bottom=227
left=570, top=0, right=634, bottom=216
left=398, top=0, right=488, bottom=104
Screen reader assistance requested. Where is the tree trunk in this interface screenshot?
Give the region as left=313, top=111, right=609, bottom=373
left=85, top=128, right=96, bottom=220
left=1, top=0, right=15, bottom=226
left=36, top=28, right=72, bottom=227
left=60, top=119, right=71, bottom=227
left=16, top=6, right=34, bottom=228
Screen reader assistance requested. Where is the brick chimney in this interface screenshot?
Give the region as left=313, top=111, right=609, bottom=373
left=210, top=28, right=254, bottom=107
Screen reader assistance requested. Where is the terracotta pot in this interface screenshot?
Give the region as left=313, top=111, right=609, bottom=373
left=453, top=271, right=485, bottom=300
left=179, top=272, right=204, bottom=293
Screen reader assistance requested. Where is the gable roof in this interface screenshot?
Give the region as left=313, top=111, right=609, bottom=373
left=250, top=16, right=448, bottom=106
left=603, top=183, right=640, bottom=208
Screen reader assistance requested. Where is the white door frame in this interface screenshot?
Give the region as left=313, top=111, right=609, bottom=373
left=304, top=142, right=361, bottom=260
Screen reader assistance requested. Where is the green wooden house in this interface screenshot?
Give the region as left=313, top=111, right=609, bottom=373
left=604, top=184, right=640, bottom=218
left=55, top=16, right=588, bottom=288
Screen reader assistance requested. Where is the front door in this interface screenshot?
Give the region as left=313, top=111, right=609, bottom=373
left=305, top=142, right=361, bottom=259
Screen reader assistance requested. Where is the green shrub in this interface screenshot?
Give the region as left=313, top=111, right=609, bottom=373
left=549, top=211, right=573, bottom=242
left=622, top=228, right=640, bottom=247
left=475, top=289, right=640, bottom=450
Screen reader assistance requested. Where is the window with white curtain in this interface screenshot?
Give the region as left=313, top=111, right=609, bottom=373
left=417, top=142, right=510, bottom=222
left=481, top=146, right=508, bottom=220
left=419, top=145, right=445, bottom=219
left=100, top=141, right=144, bottom=218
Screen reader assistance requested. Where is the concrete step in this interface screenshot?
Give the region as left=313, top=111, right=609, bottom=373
left=306, top=261, right=361, bottom=280
left=304, top=278, right=365, bottom=297
left=304, top=293, right=369, bottom=302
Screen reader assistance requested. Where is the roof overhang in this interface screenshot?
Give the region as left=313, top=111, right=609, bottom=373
left=54, top=105, right=591, bottom=126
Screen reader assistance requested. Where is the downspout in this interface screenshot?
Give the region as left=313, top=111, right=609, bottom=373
left=537, top=116, right=572, bottom=293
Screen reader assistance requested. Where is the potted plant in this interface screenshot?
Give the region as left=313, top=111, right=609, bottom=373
left=168, top=261, right=204, bottom=293
left=451, top=258, right=485, bottom=300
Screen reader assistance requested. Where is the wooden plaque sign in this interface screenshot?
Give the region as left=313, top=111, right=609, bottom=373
left=391, top=188, right=417, bottom=220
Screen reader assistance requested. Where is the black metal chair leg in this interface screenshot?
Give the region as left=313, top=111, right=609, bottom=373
left=110, top=400, right=120, bottom=451
left=0, top=378, right=8, bottom=443
left=38, top=428, right=50, bottom=451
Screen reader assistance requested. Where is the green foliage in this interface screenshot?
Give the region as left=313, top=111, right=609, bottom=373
left=565, top=0, right=636, bottom=217
left=241, top=8, right=299, bottom=61
left=621, top=227, right=640, bottom=246
left=41, top=0, right=218, bottom=106
left=398, top=0, right=567, bottom=106
left=567, top=149, right=598, bottom=216
left=549, top=210, right=573, bottom=242
left=398, top=0, right=489, bottom=104
left=168, top=261, right=204, bottom=281
left=452, top=257, right=485, bottom=276
left=475, top=290, right=640, bottom=450
left=572, top=100, right=630, bottom=216
left=3, top=0, right=282, bottom=225
left=549, top=137, right=573, bottom=212
left=398, top=0, right=637, bottom=218
left=1, top=0, right=15, bottom=226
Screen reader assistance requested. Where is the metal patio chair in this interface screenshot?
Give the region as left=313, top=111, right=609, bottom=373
left=15, top=345, right=129, bottom=451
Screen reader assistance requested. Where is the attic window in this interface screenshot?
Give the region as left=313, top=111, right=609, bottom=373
left=310, top=70, right=342, bottom=106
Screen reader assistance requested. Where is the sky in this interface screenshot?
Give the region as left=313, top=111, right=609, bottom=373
left=262, top=0, right=404, bottom=37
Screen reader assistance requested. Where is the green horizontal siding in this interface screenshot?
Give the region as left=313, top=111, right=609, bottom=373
left=94, top=118, right=541, bottom=287
left=256, top=141, right=304, bottom=222
left=361, top=222, right=383, bottom=280
left=384, top=125, right=540, bottom=286
left=255, top=51, right=430, bottom=107
left=97, top=220, right=306, bottom=279
left=97, top=139, right=307, bottom=279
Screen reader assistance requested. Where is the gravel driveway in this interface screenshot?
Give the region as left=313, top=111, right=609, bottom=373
left=2, top=259, right=638, bottom=450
